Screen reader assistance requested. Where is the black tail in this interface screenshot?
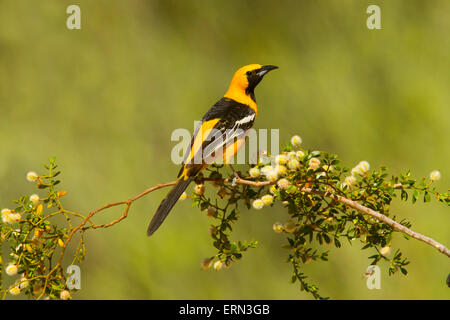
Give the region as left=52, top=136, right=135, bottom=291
left=147, top=177, right=193, bottom=236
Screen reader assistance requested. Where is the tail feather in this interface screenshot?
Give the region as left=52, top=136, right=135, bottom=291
left=147, top=177, right=193, bottom=236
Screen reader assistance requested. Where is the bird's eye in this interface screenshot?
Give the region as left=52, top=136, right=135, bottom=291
left=246, top=71, right=252, bottom=76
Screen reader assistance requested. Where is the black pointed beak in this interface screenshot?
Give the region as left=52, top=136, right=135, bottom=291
left=257, top=65, right=279, bottom=77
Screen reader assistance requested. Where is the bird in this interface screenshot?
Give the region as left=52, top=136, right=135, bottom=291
left=147, top=64, right=278, bottom=236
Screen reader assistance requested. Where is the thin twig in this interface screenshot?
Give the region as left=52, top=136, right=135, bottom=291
left=55, top=176, right=450, bottom=281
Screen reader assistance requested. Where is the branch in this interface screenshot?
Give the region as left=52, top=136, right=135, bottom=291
left=229, top=178, right=450, bottom=257
left=76, top=177, right=449, bottom=258
left=304, top=187, right=450, bottom=257
left=33, top=181, right=178, bottom=299
left=11, top=173, right=445, bottom=300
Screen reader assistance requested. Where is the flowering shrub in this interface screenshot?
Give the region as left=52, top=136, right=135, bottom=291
left=0, top=138, right=448, bottom=300
left=189, top=137, right=448, bottom=299
left=0, top=158, right=81, bottom=299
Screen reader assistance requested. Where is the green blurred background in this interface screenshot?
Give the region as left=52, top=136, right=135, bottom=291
left=0, top=0, right=448, bottom=299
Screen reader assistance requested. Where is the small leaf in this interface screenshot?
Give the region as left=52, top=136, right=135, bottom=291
left=412, top=190, right=419, bottom=204
left=334, top=238, right=341, bottom=248
left=423, top=191, right=431, bottom=203
left=401, top=190, right=408, bottom=201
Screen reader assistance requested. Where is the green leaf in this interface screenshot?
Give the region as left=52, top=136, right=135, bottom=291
left=423, top=191, right=431, bottom=203
left=401, top=190, right=408, bottom=201
left=334, top=238, right=341, bottom=248
left=412, top=190, right=419, bottom=204
left=200, top=201, right=209, bottom=211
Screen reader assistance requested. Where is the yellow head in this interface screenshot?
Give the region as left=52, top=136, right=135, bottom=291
left=225, top=64, right=278, bottom=103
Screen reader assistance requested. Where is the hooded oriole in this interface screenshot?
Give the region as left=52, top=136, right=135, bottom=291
left=147, top=64, right=278, bottom=236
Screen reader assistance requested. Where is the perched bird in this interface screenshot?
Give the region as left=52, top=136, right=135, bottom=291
left=147, top=64, right=278, bottom=236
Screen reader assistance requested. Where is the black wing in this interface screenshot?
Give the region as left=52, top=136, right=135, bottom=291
left=179, top=98, right=255, bottom=175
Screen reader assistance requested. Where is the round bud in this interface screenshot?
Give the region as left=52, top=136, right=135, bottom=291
left=60, top=290, right=71, bottom=300
left=290, top=135, right=302, bottom=148
left=6, top=264, right=18, bottom=276
left=249, top=167, right=261, bottom=178
left=272, top=222, right=284, bottom=233
left=26, top=171, right=39, bottom=182
left=252, top=199, right=264, bottom=210
left=430, top=170, right=441, bottom=182
left=194, top=184, right=205, bottom=196
left=213, top=260, right=224, bottom=271
left=261, top=195, right=274, bottom=206
left=287, top=159, right=300, bottom=170
left=277, top=178, right=290, bottom=190
left=308, top=158, right=321, bottom=171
